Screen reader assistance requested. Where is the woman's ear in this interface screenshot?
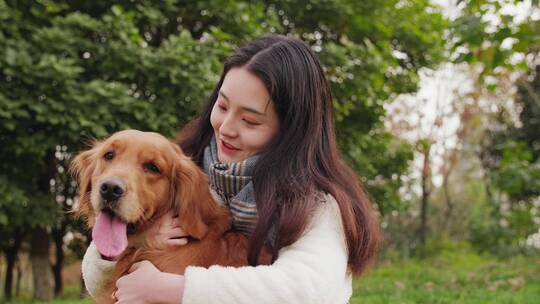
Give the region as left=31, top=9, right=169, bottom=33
left=69, top=141, right=101, bottom=220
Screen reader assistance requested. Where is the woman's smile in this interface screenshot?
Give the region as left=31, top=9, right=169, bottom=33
left=219, top=139, right=241, bottom=156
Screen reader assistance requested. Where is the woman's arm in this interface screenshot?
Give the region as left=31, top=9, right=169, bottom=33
left=182, top=194, right=352, bottom=304
left=81, top=242, right=117, bottom=298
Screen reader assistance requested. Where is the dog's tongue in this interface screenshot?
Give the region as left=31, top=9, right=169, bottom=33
left=92, top=211, right=128, bottom=259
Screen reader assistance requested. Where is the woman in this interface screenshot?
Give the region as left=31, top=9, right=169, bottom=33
left=82, top=34, right=380, bottom=304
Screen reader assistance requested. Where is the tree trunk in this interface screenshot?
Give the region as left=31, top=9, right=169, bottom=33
left=29, top=150, right=56, bottom=300
left=441, top=177, right=454, bottom=230
left=2, top=229, right=24, bottom=300
left=30, top=226, right=54, bottom=301
left=418, top=146, right=432, bottom=246
left=52, top=223, right=66, bottom=296
left=15, top=262, right=22, bottom=297
left=419, top=177, right=429, bottom=245
left=4, top=249, right=17, bottom=300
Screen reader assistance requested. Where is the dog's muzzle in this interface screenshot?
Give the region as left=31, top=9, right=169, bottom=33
left=99, top=178, right=126, bottom=205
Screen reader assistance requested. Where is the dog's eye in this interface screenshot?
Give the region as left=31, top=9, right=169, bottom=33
left=144, top=162, right=160, bottom=174
left=103, top=151, right=115, bottom=161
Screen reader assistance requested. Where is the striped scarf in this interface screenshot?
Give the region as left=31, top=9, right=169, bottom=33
left=203, top=137, right=259, bottom=237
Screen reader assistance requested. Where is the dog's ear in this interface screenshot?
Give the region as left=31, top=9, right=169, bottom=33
left=170, top=145, right=230, bottom=240
left=69, top=141, right=102, bottom=219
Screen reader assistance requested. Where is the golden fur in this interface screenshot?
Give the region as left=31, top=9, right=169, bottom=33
left=71, top=130, right=271, bottom=303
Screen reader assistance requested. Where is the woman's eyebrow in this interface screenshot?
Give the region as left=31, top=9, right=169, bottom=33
left=219, top=90, right=266, bottom=116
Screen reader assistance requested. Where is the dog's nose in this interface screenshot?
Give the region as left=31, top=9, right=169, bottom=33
left=99, top=179, right=125, bottom=202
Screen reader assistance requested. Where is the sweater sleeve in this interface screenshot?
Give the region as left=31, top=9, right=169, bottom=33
left=81, top=241, right=117, bottom=299
left=182, top=195, right=352, bottom=304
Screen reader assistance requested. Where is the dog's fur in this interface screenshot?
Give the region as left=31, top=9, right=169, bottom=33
left=71, top=130, right=271, bottom=303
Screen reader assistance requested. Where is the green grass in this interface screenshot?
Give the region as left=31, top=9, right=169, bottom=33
left=1, top=300, right=91, bottom=304
left=351, top=251, right=540, bottom=304
left=0, top=283, right=92, bottom=304
left=2, top=250, right=538, bottom=303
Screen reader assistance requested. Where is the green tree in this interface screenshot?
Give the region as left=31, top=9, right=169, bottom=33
left=0, top=0, right=448, bottom=298
left=452, top=0, right=540, bottom=252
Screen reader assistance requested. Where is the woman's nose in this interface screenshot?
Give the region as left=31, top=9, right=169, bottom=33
left=219, top=116, right=238, bottom=138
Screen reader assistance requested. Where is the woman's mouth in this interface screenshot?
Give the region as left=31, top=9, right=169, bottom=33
left=220, top=139, right=241, bottom=153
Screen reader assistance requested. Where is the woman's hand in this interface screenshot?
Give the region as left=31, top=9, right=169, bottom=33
left=128, top=210, right=189, bottom=248
left=114, top=260, right=185, bottom=304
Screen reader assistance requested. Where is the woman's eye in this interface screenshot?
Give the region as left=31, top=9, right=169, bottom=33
left=218, top=105, right=227, bottom=111
left=144, top=162, right=160, bottom=174
left=243, top=119, right=260, bottom=126
left=103, top=151, right=114, bottom=160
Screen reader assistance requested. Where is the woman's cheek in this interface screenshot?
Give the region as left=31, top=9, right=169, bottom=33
left=209, top=108, right=222, bottom=131
left=245, top=131, right=269, bottom=152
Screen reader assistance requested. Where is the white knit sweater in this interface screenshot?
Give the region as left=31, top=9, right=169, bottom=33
left=82, top=193, right=352, bottom=304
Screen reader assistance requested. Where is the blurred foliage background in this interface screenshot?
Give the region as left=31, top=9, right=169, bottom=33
left=0, top=0, right=538, bottom=302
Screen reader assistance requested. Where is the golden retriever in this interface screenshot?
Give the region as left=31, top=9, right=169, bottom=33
left=70, top=129, right=271, bottom=303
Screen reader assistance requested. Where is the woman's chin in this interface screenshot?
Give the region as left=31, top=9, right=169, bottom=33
left=217, top=150, right=243, bottom=163
left=218, top=155, right=237, bottom=164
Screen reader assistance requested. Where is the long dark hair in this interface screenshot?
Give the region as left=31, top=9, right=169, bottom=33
left=178, top=35, right=379, bottom=274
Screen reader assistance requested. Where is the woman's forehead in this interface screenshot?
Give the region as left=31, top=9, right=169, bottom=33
left=220, top=67, right=272, bottom=111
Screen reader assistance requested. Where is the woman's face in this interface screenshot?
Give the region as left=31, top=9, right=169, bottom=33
left=210, top=67, right=280, bottom=163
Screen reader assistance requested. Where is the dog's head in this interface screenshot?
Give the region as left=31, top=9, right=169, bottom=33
left=70, top=129, right=229, bottom=258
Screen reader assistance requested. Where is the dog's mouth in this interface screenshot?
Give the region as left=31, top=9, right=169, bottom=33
left=101, top=206, right=116, bottom=217
left=92, top=207, right=136, bottom=260
left=100, top=207, right=138, bottom=234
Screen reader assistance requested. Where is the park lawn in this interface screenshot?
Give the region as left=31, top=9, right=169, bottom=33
left=2, top=251, right=538, bottom=303
left=0, top=283, right=92, bottom=304
left=351, top=250, right=540, bottom=304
